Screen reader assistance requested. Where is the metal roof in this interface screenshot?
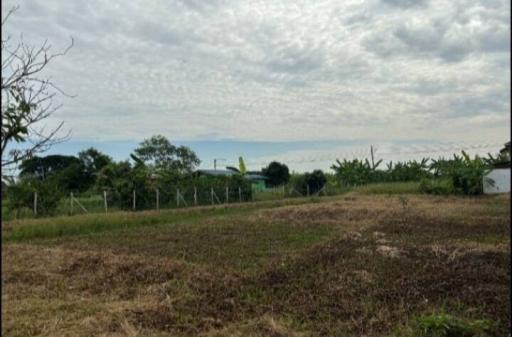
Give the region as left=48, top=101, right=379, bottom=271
left=195, top=169, right=267, bottom=180
left=245, top=174, right=267, bottom=180
left=196, top=169, right=235, bottom=176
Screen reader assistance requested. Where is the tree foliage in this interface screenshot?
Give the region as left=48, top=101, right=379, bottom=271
left=19, top=155, right=80, bottom=180
left=262, top=161, right=290, bottom=187
left=332, top=151, right=494, bottom=195
left=18, top=149, right=111, bottom=192
left=78, top=147, right=112, bottom=189
left=289, top=170, right=327, bottom=195
left=133, top=135, right=200, bottom=175
left=7, top=178, right=64, bottom=217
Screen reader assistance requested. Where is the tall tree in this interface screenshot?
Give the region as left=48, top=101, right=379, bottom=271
left=78, top=147, right=112, bottom=188
left=19, top=155, right=80, bottom=180
left=132, top=135, right=200, bottom=174
left=18, top=154, right=89, bottom=191
left=1, top=6, right=73, bottom=172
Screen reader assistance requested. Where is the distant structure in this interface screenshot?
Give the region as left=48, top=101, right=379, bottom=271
left=195, top=169, right=267, bottom=191
left=492, top=141, right=511, bottom=169
left=195, top=169, right=236, bottom=177
left=499, top=141, right=511, bottom=158
left=483, top=140, right=510, bottom=194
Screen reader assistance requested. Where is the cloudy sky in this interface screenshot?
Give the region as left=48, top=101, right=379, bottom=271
left=2, top=0, right=510, bottom=171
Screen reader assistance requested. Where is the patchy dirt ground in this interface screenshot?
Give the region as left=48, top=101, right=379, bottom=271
left=2, top=194, right=510, bottom=336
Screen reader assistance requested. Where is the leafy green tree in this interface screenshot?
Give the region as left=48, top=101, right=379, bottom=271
left=262, top=161, right=290, bottom=187
left=424, top=151, right=491, bottom=195
left=95, top=161, right=133, bottom=191
left=305, top=170, right=327, bottom=194
left=451, top=151, right=490, bottom=195
left=78, top=147, right=112, bottom=189
left=290, top=170, right=327, bottom=195
left=133, top=135, right=200, bottom=174
left=18, top=154, right=91, bottom=192
left=19, top=155, right=80, bottom=180
left=331, top=158, right=373, bottom=186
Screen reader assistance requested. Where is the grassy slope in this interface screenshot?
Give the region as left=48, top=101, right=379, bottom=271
left=2, top=196, right=331, bottom=242
left=2, top=193, right=510, bottom=337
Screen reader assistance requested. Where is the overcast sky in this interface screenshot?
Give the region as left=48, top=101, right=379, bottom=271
left=2, top=0, right=510, bottom=171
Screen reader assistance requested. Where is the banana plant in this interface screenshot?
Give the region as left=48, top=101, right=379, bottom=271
left=238, top=157, right=246, bottom=175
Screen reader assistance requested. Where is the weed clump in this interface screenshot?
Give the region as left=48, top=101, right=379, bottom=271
left=397, top=313, right=491, bottom=337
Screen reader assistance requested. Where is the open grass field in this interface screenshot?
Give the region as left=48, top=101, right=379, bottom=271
left=2, top=192, right=510, bottom=336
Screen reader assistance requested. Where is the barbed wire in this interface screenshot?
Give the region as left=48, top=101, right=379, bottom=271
left=225, top=141, right=504, bottom=168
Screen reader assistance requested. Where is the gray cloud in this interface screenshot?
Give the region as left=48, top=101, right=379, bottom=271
left=1, top=0, right=509, bottom=145
left=366, top=0, right=510, bottom=62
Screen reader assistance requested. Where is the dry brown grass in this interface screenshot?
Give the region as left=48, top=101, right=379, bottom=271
left=2, top=193, right=510, bottom=336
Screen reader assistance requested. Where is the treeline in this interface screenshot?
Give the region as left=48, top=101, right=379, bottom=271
left=331, top=150, right=509, bottom=195
left=5, top=135, right=251, bottom=216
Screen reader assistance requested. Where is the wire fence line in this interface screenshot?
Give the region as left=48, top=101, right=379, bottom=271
left=5, top=183, right=333, bottom=220
left=228, top=142, right=504, bottom=167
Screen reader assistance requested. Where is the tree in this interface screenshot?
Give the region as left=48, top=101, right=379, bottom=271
left=132, top=135, right=200, bottom=174
left=289, top=170, right=327, bottom=195
left=1, top=6, right=73, bottom=172
left=78, top=147, right=112, bottom=188
left=18, top=154, right=90, bottom=192
left=95, top=160, right=133, bottom=192
left=19, top=155, right=80, bottom=180
left=304, top=170, right=327, bottom=194
left=262, top=161, right=290, bottom=187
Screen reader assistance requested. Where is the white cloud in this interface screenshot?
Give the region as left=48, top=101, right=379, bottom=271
left=1, top=0, right=509, bottom=145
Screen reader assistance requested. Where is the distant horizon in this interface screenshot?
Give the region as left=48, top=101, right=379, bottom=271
left=5, top=137, right=504, bottom=175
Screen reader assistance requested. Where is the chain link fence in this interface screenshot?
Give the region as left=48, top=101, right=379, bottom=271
left=3, top=182, right=340, bottom=220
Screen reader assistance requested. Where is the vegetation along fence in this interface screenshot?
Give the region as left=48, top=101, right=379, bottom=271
left=2, top=181, right=336, bottom=221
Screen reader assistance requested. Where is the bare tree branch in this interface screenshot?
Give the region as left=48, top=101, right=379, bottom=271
left=1, top=6, right=74, bottom=171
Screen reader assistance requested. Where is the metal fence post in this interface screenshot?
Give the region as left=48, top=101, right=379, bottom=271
left=226, top=186, right=229, bottom=203
left=156, top=188, right=160, bottom=211
left=211, top=187, right=214, bottom=205
left=194, top=186, right=197, bottom=206
left=103, top=190, right=108, bottom=214
left=133, top=190, right=136, bottom=211
left=238, top=186, right=242, bottom=202
left=176, top=188, right=180, bottom=208
left=307, top=184, right=310, bottom=197
left=33, top=191, right=37, bottom=216
left=70, top=192, right=74, bottom=215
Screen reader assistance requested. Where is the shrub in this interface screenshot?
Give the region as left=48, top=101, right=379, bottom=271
left=289, top=170, right=327, bottom=196
left=422, top=152, right=490, bottom=196
left=419, top=178, right=454, bottom=195
left=7, top=178, right=64, bottom=217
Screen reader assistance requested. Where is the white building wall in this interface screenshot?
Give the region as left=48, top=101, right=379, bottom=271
left=483, top=169, right=511, bottom=194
